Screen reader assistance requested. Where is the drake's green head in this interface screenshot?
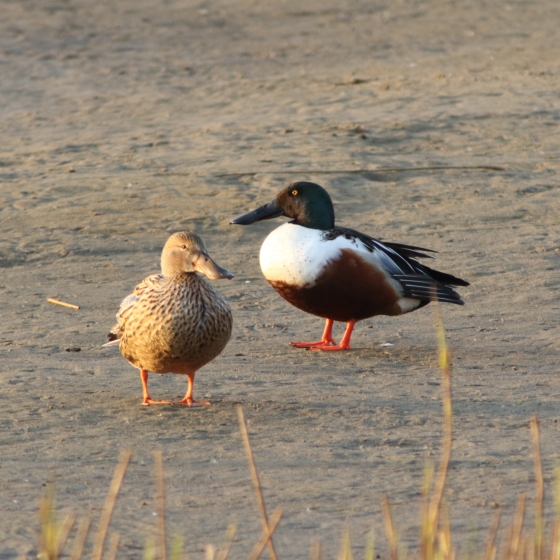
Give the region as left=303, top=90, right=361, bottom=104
left=230, top=182, right=335, bottom=230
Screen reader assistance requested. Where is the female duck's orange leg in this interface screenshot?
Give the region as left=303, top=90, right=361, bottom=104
left=140, top=369, right=172, bottom=406
left=290, top=318, right=336, bottom=348
left=171, top=373, right=210, bottom=407
left=316, top=320, right=356, bottom=352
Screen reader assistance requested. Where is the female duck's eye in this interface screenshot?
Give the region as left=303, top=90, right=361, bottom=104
left=291, top=189, right=298, bottom=196
left=181, top=245, right=187, bottom=249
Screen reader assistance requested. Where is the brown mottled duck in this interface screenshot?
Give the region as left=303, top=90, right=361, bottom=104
left=105, top=231, right=234, bottom=406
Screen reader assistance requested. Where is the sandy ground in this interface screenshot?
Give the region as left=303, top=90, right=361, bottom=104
left=2, top=0, right=560, bottom=558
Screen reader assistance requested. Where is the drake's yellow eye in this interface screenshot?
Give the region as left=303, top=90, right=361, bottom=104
left=292, top=189, right=298, bottom=196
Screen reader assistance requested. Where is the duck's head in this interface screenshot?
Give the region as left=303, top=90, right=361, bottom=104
left=230, top=182, right=335, bottom=230
left=161, top=231, right=234, bottom=280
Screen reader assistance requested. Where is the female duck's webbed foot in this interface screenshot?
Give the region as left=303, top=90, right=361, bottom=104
left=290, top=318, right=336, bottom=348
left=313, top=320, right=356, bottom=352
left=140, top=369, right=173, bottom=405
left=170, top=373, right=211, bottom=407
left=170, top=398, right=211, bottom=407
left=143, top=398, right=174, bottom=406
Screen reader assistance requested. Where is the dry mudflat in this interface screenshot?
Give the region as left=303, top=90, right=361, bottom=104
left=1, top=0, right=560, bottom=558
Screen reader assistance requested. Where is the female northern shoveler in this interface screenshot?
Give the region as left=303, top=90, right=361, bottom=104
left=105, top=231, right=234, bottom=406
left=231, top=182, right=468, bottom=351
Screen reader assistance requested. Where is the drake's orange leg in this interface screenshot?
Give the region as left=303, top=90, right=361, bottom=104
left=290, top=318, right=336, bottom=348
left=317, top=320, right=356, bottom=351
left=140, top=369, right=172, bottom=406
left=171, top=373, right=210, bottom=407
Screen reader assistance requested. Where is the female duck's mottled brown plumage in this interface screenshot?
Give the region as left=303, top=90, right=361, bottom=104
left=107, top=231, right=234, bottom=406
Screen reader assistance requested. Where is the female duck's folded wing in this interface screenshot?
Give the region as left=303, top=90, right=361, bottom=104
left=103, top=294, right=139, bottom=347
left=102, top=275, right=165, bottom=347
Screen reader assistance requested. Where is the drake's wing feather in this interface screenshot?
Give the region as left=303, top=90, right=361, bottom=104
left=392, top=274, right=465, bottom=304
left=414, top=262, right=470, bottom=287
left=326, top=227, right=468, bottom=305
left=332, top=228, right=435, bottom=258
left=382, top=241, right=436, bottom=260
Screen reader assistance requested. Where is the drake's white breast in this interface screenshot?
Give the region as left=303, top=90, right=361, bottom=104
left=260, top=223, right=392, bottom=288
left=260, top=223, right=327, bottom=286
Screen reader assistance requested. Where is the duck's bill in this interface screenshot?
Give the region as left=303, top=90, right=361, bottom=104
left=230, top=199, right=284, bottom=225
left=194, top=253, right=234, bottom=280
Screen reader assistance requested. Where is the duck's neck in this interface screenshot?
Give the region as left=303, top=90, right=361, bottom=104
left=293, top=200, right=335, bottom=230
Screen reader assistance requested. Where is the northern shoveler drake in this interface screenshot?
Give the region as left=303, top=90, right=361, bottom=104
left=230, top=182, right=469, bottom=351
left=104, top=231, right=234, bottom=406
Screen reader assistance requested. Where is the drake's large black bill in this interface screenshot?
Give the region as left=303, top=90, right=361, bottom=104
left=230, top=200, right=284, bottom=225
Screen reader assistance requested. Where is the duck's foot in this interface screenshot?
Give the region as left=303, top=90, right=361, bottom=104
left=312, top=342, right=351, bottom=352
left=290, top=340, right=334, bottom=349
left=170, top=398, right=211, bottom=407
left=311, top=320, right=356, bottom=352
left=142, top=398, right=174, bottom=406
left=140, top=370, right=173, bottom=405
left=290, top=318, right=335, bottom=349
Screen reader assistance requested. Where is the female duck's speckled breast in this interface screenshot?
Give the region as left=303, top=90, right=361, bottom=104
left=120, top=273, right=232, bottom=374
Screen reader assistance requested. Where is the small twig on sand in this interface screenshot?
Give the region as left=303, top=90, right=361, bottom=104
left=47, top=298, right=80, bottom=310
left=91, top=450, right=131, bottom=560
left=237, top=406, right=279, bottom=560
left=215, top=165, right=505, bottom=178
left=154, top=451, right=167, bottom=560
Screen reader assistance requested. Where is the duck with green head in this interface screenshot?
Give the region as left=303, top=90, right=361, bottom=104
left=231, top=182, right=468, bottom=351
left=105, top=231, right=234, bottom=406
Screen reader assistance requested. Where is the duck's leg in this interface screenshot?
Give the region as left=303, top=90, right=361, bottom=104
left=140, top=369, right=172, bottom=406
left=316, top=320, right=356, bottom=351
left=172, top=373, right=211, bottom=407
left=290, top=318, right=336, bottom=348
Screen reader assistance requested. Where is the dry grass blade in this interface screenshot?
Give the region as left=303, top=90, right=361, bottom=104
left=428, top=310, right=453, bottom=530
left=247, top=508, right=283, bottom=560
left=216, top=524, right=237, bottom=560
left=154, top=451, right=167, bottom=560
left=382, top=495, right=398, bottom=560
left=483, top=508, right=501, bottom=560
left=38, top=484, right=75, bottom=560
left=56, top=514, right=76, bottom=558
left=70, top=518, right=91, bottom=560
left=530, top=417, right=544, bottom=560
left=551, top=521, right=559, bottom=560
left=338, top=529, right=353, bottom=560
left=505, top=495, right=526, bottom=560
left=237, top=406, right=279, bottom=560
left=365, top=531, right=375, bottom=560
left=438, top=504, right=453, bottom=560
left=106, top=532, right=120, bottom=560
left=310, top=541, right=322, bottom=560
left=91, top=449, right=132, bottom=560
